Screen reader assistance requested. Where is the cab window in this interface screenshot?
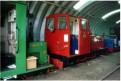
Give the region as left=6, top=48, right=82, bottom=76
left=81, top=19, right=87, bottom=29
left=58, top=17, right=67, bottom=29
left=46, top=18, right=54, bottom=29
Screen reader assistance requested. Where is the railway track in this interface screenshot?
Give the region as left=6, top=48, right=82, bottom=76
left=102, top=67, right=120, bottom=80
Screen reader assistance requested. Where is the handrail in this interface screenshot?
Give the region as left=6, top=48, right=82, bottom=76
left=16, top=26, right=19, bottom=53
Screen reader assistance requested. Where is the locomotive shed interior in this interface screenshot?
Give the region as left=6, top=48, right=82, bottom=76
left=0, top=1, right=120, bottom=80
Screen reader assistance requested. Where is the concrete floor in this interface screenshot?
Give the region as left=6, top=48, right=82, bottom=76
left=33, top=52, right=120, bottom=80
left=103, top=67, right=120, bottom=80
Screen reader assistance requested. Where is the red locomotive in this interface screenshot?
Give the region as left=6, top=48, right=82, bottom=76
left=45, top=14, right=107, bottom=68
left=90, top=35, right=104, bottom=51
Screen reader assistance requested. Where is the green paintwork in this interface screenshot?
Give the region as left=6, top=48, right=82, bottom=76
left=26, top=64, right=53, bottom=73
left=0, top=2, right=27, bottom=78
left=28, top=42, right=48, bottom=65
left=0, top=2, right=53, bottom=79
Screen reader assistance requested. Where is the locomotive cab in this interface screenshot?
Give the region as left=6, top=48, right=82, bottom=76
left=45, top=14, right=90, bottom=58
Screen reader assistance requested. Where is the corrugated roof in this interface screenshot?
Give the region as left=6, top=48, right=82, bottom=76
left=28, top=1, right=120, bottom=41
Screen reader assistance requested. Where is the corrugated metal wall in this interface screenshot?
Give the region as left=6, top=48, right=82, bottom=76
left=28, top=1, right=120, bottom=41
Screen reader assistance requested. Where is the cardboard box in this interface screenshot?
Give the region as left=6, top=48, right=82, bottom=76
left=27, top=56, right=37, bottom=69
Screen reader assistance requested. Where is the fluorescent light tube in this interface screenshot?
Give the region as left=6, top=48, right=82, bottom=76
left=116, top=20, right=120, bottom=24
left=102, top=9, right=120, bottom=20
left=73, top=0, right=90, bottom=10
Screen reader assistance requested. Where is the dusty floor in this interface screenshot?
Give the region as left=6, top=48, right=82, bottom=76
left=103, top=67, right=120, bottom=80
left=33, top=52, right=120, bottom=80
